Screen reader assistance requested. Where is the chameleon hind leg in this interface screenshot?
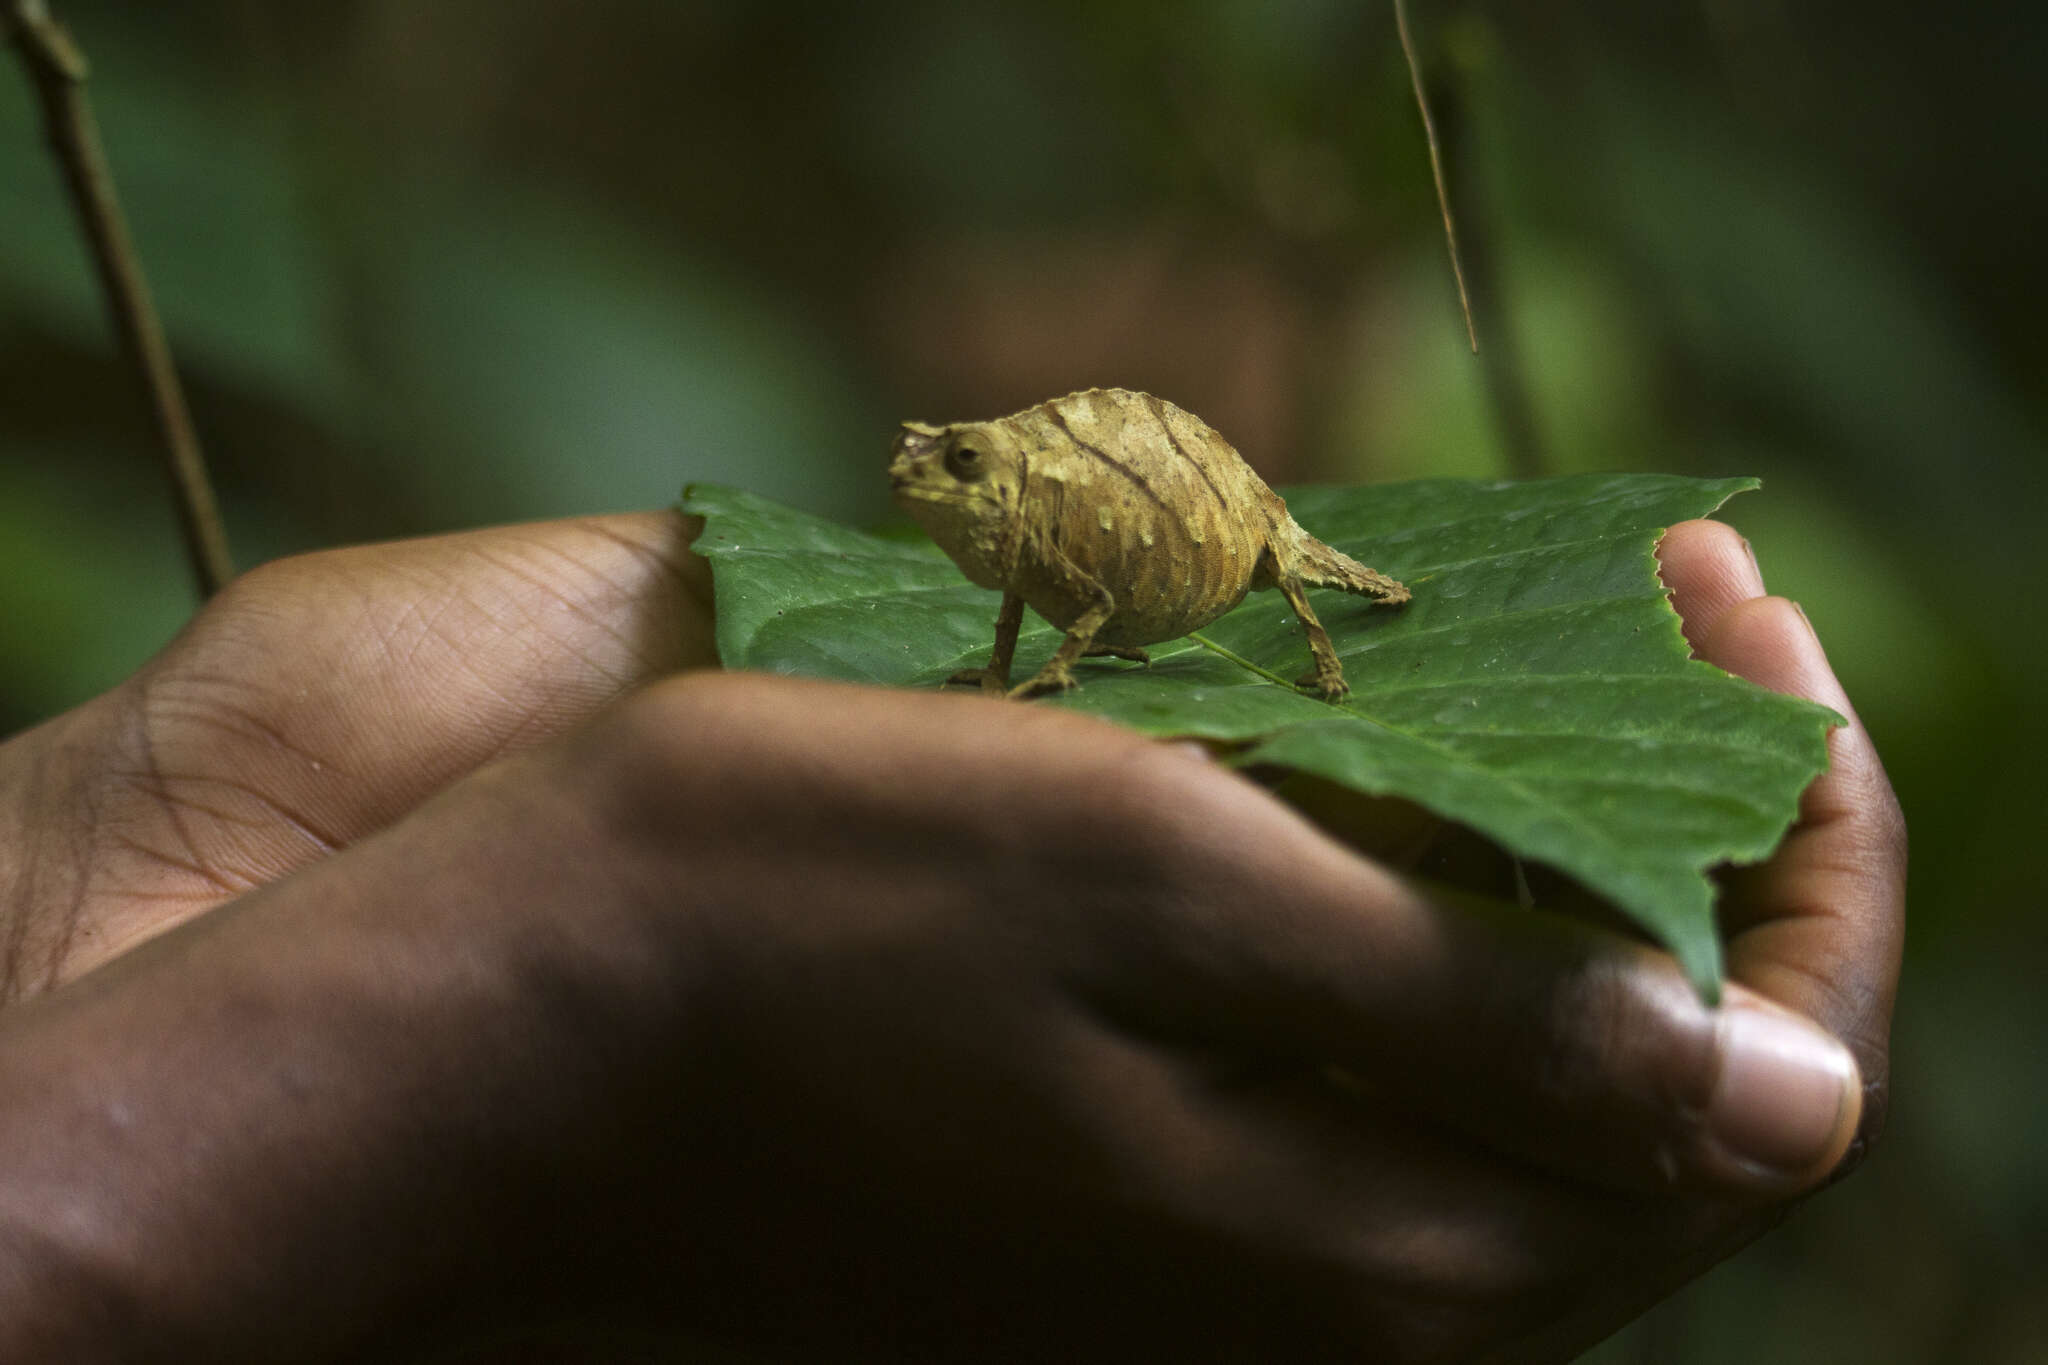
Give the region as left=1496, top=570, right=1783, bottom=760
left=1275, top=573, right=1350, bottom=699
left=945, top=591, right=1024, bottom=696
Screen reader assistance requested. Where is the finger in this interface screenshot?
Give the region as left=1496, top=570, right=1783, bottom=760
left=142, top=514, right=706, bottom=848
left=1660, top=520, right=1902, bottom=1160
left=1020, top=1002, right=1789, bottom=1363
left=1094, top=759, right=1864, bottom=1198
left=1699, top=595, right=1905, bottom=1154
left=191, top=510, right=715, bottom=789
left=679, top=1036, right=1696, bottom=1364
left=1655, top=518, right=1764, bottom=655
left=44, top=512, right=714, bottom=985
left=607, top=674, right=1861, bottom=1200
left=1064, top=1061, right=1672, bottom=1361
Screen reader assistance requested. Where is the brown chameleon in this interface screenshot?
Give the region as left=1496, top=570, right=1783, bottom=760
left=887, top=388, right=1408, bottom=700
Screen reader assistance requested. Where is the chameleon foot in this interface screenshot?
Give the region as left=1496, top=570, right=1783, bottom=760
left=1083, top=645, right=1151, bottom=665
left=1009, top=665, right=1078, bottom=699
left=1297, top=666, right=1351, bottom=701
left=945, top=668, right=1010, bottom=697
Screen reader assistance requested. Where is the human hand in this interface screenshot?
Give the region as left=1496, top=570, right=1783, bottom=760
left=0, top=515, right=1902, bottom=1362
left=618, top=520, right=1902, bottom=1362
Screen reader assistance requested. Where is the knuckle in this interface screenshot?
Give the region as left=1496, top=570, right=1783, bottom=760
left=1058, top=735, right=1240, bottom=878
left=1079, top=731, right=1196, bottom=823
left=0, top=1212, right=154, bottom=1360
left=198, top=549, right=295, bottom=615
left=1516, top=949, right=1719, bottom=1169
left=189, top=546, right=349, bottom=635
left=1535, top=950, right=1698, bottom=1095
left=574, top=670, right=737, bottom=802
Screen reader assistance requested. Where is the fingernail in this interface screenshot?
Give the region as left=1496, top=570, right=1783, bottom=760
left=1739, top=536, right=1765, bottom=594
left=1708, top=1009, right=1859, bottom=1178
left=1170, top=741, right=1214, bottom=763
left=1789, top=600, right=1820, bottom=645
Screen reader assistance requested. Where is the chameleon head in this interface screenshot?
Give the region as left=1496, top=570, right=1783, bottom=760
left=886, top=418, right=1024, bottom=586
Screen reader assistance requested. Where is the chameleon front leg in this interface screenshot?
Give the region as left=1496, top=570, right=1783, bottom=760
left=1011, top=592, right=1116, bottom=698
left=946, top=591, right=1025, bottom=696
left=1275, top=573, right=1350, bottom=700
left=1011, top=545, right=1119, bottom=699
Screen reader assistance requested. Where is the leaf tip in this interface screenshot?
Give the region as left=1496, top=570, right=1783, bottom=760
left=1680, top=936, right=1726, bottom=1004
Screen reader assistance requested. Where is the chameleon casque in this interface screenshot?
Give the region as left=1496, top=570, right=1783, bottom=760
left=887, top=388, right=1409, bottom=699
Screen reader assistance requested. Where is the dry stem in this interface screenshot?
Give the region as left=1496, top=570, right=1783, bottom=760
left=6, top=0, right=233, bottom=597
left=1394, top=0, right=1479, bottom=354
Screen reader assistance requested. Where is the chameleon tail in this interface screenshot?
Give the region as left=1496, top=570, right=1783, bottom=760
left=1289, top=527, right=1410, bottom=603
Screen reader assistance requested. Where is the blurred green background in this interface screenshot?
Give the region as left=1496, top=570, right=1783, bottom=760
left=2, top=2, right=2042, bottom=1358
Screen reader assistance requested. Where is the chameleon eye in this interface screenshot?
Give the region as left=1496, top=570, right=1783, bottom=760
left=945, top=441, right=988, bottom=481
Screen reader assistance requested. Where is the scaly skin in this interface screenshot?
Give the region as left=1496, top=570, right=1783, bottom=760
left=886, top=388, right=1409, bottom=699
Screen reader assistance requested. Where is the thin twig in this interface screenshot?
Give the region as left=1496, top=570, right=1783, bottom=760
left=1394, top=0, right=1478, bottom=354
left=7, top=0, right=233, bottom=597
left=1430, top=75, right=1546, bottom=477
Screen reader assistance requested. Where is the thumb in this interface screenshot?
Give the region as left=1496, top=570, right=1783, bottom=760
left=1116, top=771, right=1863, bottom=1196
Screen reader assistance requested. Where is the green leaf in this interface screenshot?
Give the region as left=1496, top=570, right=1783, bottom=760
left=682, top=474, right=1838, bottom=995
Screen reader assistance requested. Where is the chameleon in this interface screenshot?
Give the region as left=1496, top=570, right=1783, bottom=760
left=886, top=387, right=1408, bottom=700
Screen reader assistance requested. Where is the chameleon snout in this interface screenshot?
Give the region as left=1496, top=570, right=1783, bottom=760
left=888, top=425, right=943, bottom=486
